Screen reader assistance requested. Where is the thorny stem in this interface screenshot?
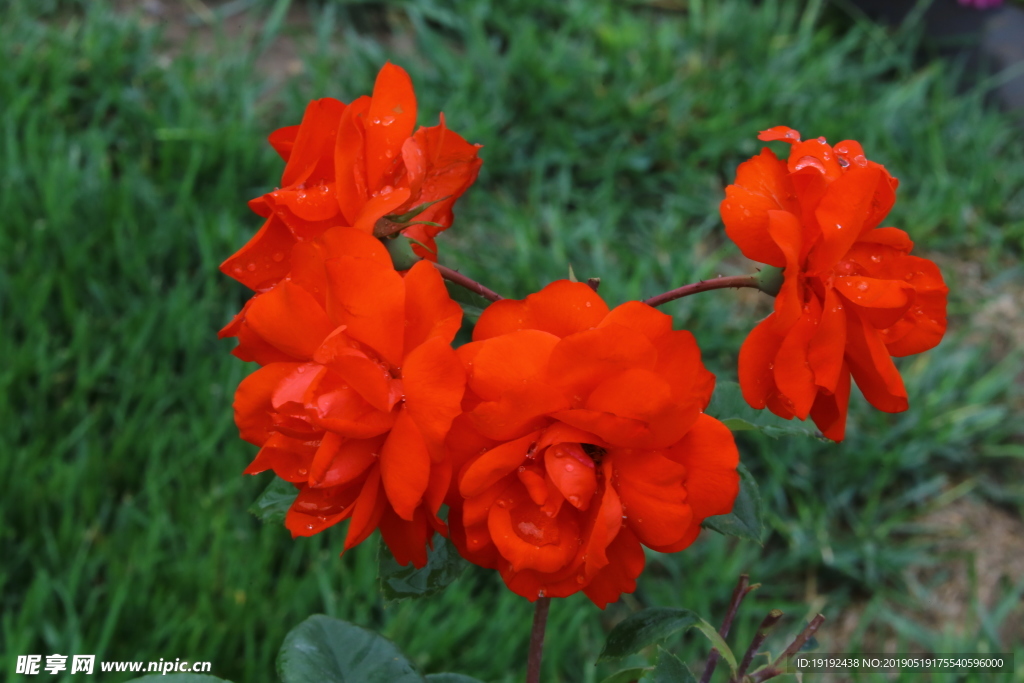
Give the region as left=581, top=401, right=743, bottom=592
left=734, top=610, right=784, bottom=682
left=700, top=575, right=759, bottom=683
left=433, top=263, right=504, bottom=302
left=643, top=275, right=760, bottom=308
left=526, top=597, right=551, bottom=683
left=746, top=614, right=826, bottom=683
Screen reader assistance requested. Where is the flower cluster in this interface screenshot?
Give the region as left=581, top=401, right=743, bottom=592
left=221, top=63, right=947, bottom=609
left=721, top=126, right=948, bottom=441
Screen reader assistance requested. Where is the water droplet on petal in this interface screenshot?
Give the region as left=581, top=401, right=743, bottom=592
left=272, top=252, right=285, bottom=262
left=857, top=282, right=868, bottom=291
left=817, top=136, right=827, bottom=144
left=568, top=495, right=580, bottom=506
left=298, top=468, right=308, bottom=476
left=518, top=465, right=526, bottom=473
left=564, top=464, right=574, bottom=472
left=870, top=254, right=882, bottom=263
left=246, top=263, right=256, bottom=272
left=853, top=154, right=868, bottom=167
left=585, top=301, right=591, bottom=307
left=538, top=589, right=546, bottom=598
left=838, top=156, right=850, bottom=168
left=576, top=575, right=585, bottom=584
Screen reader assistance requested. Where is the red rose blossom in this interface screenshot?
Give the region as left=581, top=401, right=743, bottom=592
left=446, top=281, right=740, bottom=607
left=223, top=226, right=465, bottom=567
left=721, top=126, right=948, bottom=441
left=221, top=62, right=482, bottom=293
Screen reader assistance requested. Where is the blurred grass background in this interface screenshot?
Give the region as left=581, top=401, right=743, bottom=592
left=1, top=0, right=1022, bottom=681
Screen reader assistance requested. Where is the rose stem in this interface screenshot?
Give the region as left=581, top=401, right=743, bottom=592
left=700, top=575, right=758, bottom=683
left=733, top=609, right=785, bottom=682
left=747, top=614, right=826, bottom=683
left=526, top=597, right=551, bottom=683
left=643, top=275, right=759, bottom=307
left=432, top=263, right=504, bottom=302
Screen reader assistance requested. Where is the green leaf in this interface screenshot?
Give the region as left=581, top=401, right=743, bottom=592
left=598, top=607, right=700, bottom=661
left=425, top=675, right=487, bottom=683
left=444, top=280, right=491, bottom=323
left=599, top=667, right=652, bottom=683
left=641, top=647, right=696, bottom=683
left=691, top=619, right=737, bottom=674
left=124, top=677, right=232, bottom=683
left=707, top=381, right=823, bottom=439
left=387, top=197, right=449, bottom=224
left=248, top=478, right=298, bottom=525
left=701, top=462, right=763, bottom=545
left=277, top=615, right=424, bottom=683
left=378, top=535, right=468, bottom=602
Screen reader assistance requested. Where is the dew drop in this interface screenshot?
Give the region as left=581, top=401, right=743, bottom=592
left=838, top=156, right=850, bottom=168
left=835, top=223, right=844, bottom=231
left=518, top=465, right=526, bottom=473
left=568, top=495, right=580, bottom=506
left=853, top=154, right=868, bottom=167
left=380, top=115, right=396, bottom=126
left=298, top=468, right=308, bottom=476
left=564, top=464, right=575, bottom=472
left=538, top=589, right=546, bottom=598
left=817, top=136, right=827, bottom=144
left=296, top=366, right=306, bottom=373
left=246, top=263, right=257, bottom=272
left=870, top=254, right=882, bottom=263
left=576, top=575, right=585, bottom=585
left=232, top=266, right=243, bottom=274
left=857, top=282, right=869, bottom=292
left=272, top=252, right=285, bottom=262
left=585, top=301, right=591, bottom=307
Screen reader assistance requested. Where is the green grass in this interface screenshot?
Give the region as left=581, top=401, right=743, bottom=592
left=1, top=0, right=1022, bottom=681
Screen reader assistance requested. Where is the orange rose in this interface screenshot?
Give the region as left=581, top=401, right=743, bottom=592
left=446, top=281, right=739, bottom=607
left=722, top=127, right=948, bottom=441
left=223, top=226, right=465, bottom=567
left=221, top=62, right=482, bottom=292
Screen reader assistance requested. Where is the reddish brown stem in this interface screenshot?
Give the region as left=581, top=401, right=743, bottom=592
left=733, top=609, right=784, bottom=682
left=643, top=275, right=759, bottom=308
left=433, top=263, right=504, bottom=302
left=747, top=614, right=826, bottom=683
left=526, top=597, right=551, bottom=683
left=700, top=575, right=758, bottom=683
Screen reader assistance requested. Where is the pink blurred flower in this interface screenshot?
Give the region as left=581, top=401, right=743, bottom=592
left=957, top=0, right=1003, bottom=9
